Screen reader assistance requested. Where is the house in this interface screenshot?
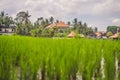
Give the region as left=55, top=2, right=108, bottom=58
left=109, top=33, right=119, bottom=39
left=0, top=25, right=15, bottom=35
left=68, top=31, right=85, bottom=38
left=68, top=31, right=76, bottom=38
left=46, top=21, right=69, bottom=33
left=95, top=32, right=102, bottom=37
left=46, top=21, right=69, bottom=29
left=91, top=32, right=107, bottom=39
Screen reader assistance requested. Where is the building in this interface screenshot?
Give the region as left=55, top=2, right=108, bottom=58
left=46, top=21, right=69, bottom=32
left=68, top=31, right=76, bottom=38
left=46, top=21, right=69, bottom=29
left=109, top=33, right=119, bottom=39
left=0, top=25, right=15, bottom=35
left=46, top=21, right=69, bottom=36
left=91, top=32, right=107, bottom=39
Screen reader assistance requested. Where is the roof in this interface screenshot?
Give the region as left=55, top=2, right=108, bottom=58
left=95, top=32, right=102, bottom=37
left=109, top=33, right=119, bottom=39
left=46, top=24, right=56, bottom=28
left=0, top=25, right=15, bottom=29
left=68, top=31, right=76, bottom=38
left=56, top=21, right=69, bottom=28
left=46, top=21, right=69, bottom=28
left=0, top=25, right=9, bottom=28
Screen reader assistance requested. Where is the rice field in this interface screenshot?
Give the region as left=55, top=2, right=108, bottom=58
left=0, top=36, right=120, bottom=80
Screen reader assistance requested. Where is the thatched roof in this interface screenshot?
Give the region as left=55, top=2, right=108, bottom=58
left=46, top=24, right=56, bottom=28
left=95, top=32, right=102, bottom=37
left=68, top=31, right=76, bottom=38
left=109, top=33, right=119, bottom=39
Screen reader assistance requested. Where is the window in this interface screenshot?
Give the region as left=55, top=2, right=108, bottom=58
left=5, top=29, right=8, bottom=32
left=12, top=29, right=14, bottom=32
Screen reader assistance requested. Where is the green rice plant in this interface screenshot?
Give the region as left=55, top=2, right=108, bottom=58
left=78, top=39, right=103, bottom=80
left=115, top=40, right=120, bottom=80
left=0, top=36, right=120, bottom=80
left=103, top=40, right=116, bottom=80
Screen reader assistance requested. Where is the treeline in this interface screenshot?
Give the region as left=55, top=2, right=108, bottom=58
left=106, top=26, right=120, bottom=37
left=0, top=11, right=97, bottom=37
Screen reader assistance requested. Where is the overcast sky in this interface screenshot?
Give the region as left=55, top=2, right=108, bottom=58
left=0, top=0, right=120, bottom=31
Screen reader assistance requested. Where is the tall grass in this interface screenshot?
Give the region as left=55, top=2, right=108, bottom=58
left=0, top=36, right=120, bottom=80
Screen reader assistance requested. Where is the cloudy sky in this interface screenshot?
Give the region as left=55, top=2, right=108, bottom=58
left=0, top=0, right=120, bottom=31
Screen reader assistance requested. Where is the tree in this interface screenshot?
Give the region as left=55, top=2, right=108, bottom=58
left=67, top=21, right=71, bottom=25
left=34, top=17, right=44, bottom=28
left=107, top=26, right=120, bottom=34
left=30, top=29, right=38, bottom=37
left=36, top=17, right=43, bottom=25
left=82, top=22, right=88, bottom=35
left=15, top=11, right=31, bottom=35
left=94, top=27, right=98, bottom=32
left=45, top=18, right=49, bottom=25
left=107, top=31, right=113, bottom=37
left=0, top=11, right=14, bottom=26
left=0, top=11, right=6, bottom=25
left=73, top=18, right=79, bottom=30
left=73, top=18, right=78, bottom=24
left=78, top=21, right=82, bottom=34
left=56, top=20, right=59, bottom=23
left=49, top=16, right=54, bottom=24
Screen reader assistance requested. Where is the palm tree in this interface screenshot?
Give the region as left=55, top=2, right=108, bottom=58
left=45, top=18, right=49, bottom=25
left=35, top=17, right=43, bottom=26
left=67, top=21, right=71, bottom=25
left=0, top=11, right=14, bottom=26
left=0, top=11, right=5, bottom=25
left=56, top=20, right=59, bottom=23
left=15, top=11, right=31, bottom=34
left=73, top=18, right=78, bottom=31
left=73, top=18, right=78, bottom=25
left=78, top=21, right=82, bottom=34
left=94, top=27, right=98, bottom=32
left=49, top=16, right=54, bottom=24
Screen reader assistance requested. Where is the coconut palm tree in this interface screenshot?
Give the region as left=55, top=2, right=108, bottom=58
left=49, top=16, right=54, bottom=24
left=15, top=11, right=31, bottom=34
left=73, top=18, right=78, bottom=25
left=0, top=11, right=5, bottom=25
left=0, top=11, right=14, bottom=26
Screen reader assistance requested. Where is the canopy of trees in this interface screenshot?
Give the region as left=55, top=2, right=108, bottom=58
left=0, top=11, right=99, bottom=37
left=107, top=26, right=120, bottom=34
left=0, top=11, right=14, bottom=26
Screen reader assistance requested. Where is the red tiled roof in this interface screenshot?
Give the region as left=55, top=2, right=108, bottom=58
left=46, top=21, right=69, bottom=28
left=56, top=21, right=69, bottom=28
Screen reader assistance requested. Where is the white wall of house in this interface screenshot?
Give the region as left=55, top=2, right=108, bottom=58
left=0, top=28, right=14, bottom=33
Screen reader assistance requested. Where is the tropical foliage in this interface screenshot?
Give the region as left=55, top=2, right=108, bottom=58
left=107, top=26, right=120, bottom=34
left=0, top=11, right=96, bottom=37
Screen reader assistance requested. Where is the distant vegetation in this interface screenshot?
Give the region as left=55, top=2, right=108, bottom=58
left=107, top=26, right=120, bottom=34
left=0, top=11, right=97, bottom=37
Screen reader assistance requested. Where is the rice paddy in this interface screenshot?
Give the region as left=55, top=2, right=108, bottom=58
left=0, top=36, right=120, bottom=80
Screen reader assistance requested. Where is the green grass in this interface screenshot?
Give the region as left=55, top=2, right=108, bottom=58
left=0, top=36, right=120, bottom=80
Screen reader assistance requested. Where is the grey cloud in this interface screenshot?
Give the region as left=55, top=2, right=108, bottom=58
left=0, top=0, right=120, bottom=31
left=93, top=0, right=120, bottom=17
